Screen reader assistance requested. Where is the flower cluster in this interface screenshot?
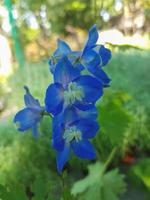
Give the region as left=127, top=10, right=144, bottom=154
left=14, top=25, right=111, bottom=173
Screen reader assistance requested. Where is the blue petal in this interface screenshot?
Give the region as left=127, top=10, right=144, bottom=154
left=82, top=49, right=100, bottom=69
left=14, top=108, right=41, bottom=131
left=54, top=39, right=71, bottom=57
left=83, top=24, right=98, bottom=53
left=75, top=105, right=97, bottom=120
left=66, top=106, right=97, bottom=122
left=56, top=145, right=71, bottom=174
left=75, top=119, right=99, bottom=139
left=71, top=139, right=96, bottom=159
left=86, top=64, right=111, bottom=86
left=54, top=56, right=80, bottom=88
left=52, top=114, right=65, bottom=151
left=62, top=107, right=79, bottom=126
left=45, top=83, right=64, bottom=115
left=74, top=63, right=84, bottom=71
left=24, top=86, right=42, bottom=111
left=32, top=124, right=39, bottom=138
left=68, top=51, right=81, bottom=63
left=99, top=45, right=111, bottom=66
left=74, top=101, right=95, bottom=111
left=49, top=58, right=56, bottom=74
left=75, top=75, right=103, bottom=103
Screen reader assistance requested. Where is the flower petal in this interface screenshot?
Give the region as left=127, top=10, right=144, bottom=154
left=54, top=39, right=71, bottom=57
left=75, top=105, right=98, bottom=120
left=48, top=58, right=56, bottom=74
left=66, top=106, right=97, bottom=122
left=75, top=75, right=103, bottom=103
left=54, top=56, right=80, bottom=88
left=56, top=145, right=71, bottom=174
left=14, top=108, right=41, bottom=131
left=52, top=114, right=65, bottom=151
left=68, top=51, right=81, bottom=63
left=24, top=86, right=41, bottom=111
left=62, top=107, right=79, bottom=126
left=74, top=101, right=95, bottom=111
left=32, top=123, right=39, bottom=138
left=75, top=119, right=99, bottom=139
left=82, top=49, right=100, bottom=69
left=83, top=24, right=98, bottom=53
left=99, top=45, right=111, bottom=66
left=71, top=139, right=96, bottom=159
left=45, top=83, right=64, bottom=115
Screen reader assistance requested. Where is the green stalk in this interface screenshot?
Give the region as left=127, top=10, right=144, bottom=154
left=101, top=147, right=118, bottom=175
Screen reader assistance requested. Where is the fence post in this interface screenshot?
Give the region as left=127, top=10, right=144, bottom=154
left=4, top=0, right=25, bottom=68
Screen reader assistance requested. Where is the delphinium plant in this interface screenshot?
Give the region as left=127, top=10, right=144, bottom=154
left=14, top=25, right=113, bottom=198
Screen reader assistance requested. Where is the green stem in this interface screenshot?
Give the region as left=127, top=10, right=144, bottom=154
left=101, top=147, right=117, bottom=175
left=61, top=173, right=67, bottom=200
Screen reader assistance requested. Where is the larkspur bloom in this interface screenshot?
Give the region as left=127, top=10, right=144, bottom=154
left=14, top=24, right=111, bottom=174
left=52, top=108, right=99, bottom=173
left=14, top=86, right=44, bottom=137
left=45, top=56, right=103, bottom=115
left=49, top=25, right=111, bottom=86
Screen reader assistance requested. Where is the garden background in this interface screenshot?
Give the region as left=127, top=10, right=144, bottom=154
left=0, top=0, right=150, bottom=199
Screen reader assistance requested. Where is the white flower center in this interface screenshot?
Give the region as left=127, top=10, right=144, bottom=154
left=63, top=126, right=82, bottom=144
left=64, top=82, right=83, bottom=105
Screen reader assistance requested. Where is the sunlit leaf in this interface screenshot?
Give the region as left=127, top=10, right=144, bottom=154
left=71, top=162, right=126, bottom=200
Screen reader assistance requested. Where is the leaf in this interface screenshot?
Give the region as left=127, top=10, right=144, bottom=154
left=0, top=184, right=28, bottom=200
left=31, top=176, right=51, bottom=200
left=130, top=158, right=150, bottom=190
left=71, top=162, right=126, bottom=200
left=97, top=92, right=133, bottom=146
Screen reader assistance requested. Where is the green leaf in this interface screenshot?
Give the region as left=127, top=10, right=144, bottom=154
left=130, top=158, right=150, bottom=190
left=98, top=94, right=132, bottom=145
left=0, top=185, right=28, bottom=200
left=71, top=162, right=126, bottom=200
left=31, top=176, right=51, bottom=200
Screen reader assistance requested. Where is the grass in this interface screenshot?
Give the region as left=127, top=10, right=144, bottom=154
left=7, top=61, right=52, bottom=109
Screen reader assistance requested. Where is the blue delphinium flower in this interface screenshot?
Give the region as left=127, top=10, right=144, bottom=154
left=52, top=107, right=99, bottom=173
left=80, top=24, right=111, bottom=86
left=14, top=86, right=44, bottom=137
left=14, top=24, right=111, bottom=174
left=49, top=39, right=81, bottom=74
left=45, top=56, right=103, bottom=115
left=49, top=25, right=111, bottom=86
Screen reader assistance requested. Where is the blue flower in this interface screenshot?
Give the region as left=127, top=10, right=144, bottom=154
left=49, top=25, right=111, bottom=86
left=49, top=39, right=81, bottom=73
left=80, top=25, right=112, bottom=86
left=45, top=56, right=103, bottom=115
left=14, top=86, right=44, bottom=137
left=52, top=108, right=99, bottom=173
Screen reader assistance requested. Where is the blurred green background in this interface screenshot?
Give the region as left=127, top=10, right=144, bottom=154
left=0, top=0, right=150, bottom=199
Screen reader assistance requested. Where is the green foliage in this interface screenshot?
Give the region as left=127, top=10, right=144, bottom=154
left=0, top=184, right=28, bottom=200
left=17, top=0, right=95, bottom=33
left=108, top=50, right=150, bottom=115
left=94, top=91, right=133, bottom=160
left=122, top=107, right=150, bottom=152
left=71, top=162, right=126, bottom=200
left=0, top=117, right=60, bottom=199
left=98, top=92, right=132, bottom=145
left=130, top=159, right=150, bottom=190
left=0, top=49, right=150, bottom=199
left=8, top=61, right=51, bottom=108
left=31, top=176, right=51, bottom=200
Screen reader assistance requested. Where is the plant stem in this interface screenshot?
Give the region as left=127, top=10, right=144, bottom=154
left=101, top=147, right=118, bottom=175
left=61, top=173, right=66, bottom=200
